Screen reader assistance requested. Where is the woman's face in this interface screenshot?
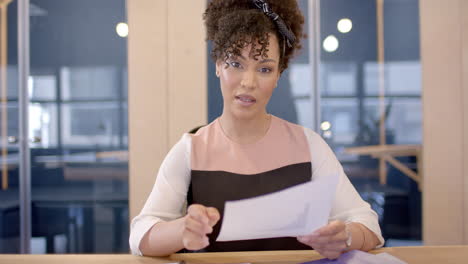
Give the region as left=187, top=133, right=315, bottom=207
left=216, top=34, right=281, bottom=121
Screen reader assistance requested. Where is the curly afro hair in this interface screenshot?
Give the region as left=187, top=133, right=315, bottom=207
left=203, top=0, right=305, bottom=73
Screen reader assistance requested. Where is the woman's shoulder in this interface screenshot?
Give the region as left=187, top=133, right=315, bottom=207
left=271, top=115, right=327, bottom=147
left=189, top=119, right=219, bottom=142
left=167, top=132, right=192, bottom=157
left=271, top=115, right=320, bottom=138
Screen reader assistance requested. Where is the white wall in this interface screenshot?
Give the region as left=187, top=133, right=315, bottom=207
left=127, top=0, right=207, bottom=221
left=420, top=0, right=468, bottom=245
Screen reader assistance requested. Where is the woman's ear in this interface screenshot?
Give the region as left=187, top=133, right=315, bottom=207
left=215, top=61, right=221, bottom=78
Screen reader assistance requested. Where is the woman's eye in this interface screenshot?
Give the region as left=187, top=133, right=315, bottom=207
left=259, top=67, right=272, bottom=73
left=230, top=61, right=241, bottom=68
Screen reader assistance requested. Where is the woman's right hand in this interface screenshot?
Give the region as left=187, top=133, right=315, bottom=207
left=182, top=204, right=220, bottom=250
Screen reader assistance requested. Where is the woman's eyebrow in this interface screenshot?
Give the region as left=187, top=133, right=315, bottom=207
left=259, top=58, right=277, bottom=63
left=235, top=55, right=277, bottom=64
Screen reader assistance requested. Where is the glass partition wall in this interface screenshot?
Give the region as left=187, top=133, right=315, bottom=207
left=0, top=0, right=20, bottom=253
left=207, top=0, right=422, bottom=246
left=318, top=0, right=422, bottom=245
left=1, top=0, right=128, bottom=253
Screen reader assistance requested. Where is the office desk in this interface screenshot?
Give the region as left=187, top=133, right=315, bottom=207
left=0, top=186, right=128, bottom=253
left=345, top=144, right=422, bottom=190
left=33, top=186, right=128, bottom=253
left=1, top=246, right=467, bottom=264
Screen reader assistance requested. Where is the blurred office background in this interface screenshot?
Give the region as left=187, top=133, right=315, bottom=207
left=1, top=0, right=128, bottom=253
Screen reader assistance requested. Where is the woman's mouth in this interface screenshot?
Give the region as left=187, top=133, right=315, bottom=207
left=235, top=95, right=256, bottom=106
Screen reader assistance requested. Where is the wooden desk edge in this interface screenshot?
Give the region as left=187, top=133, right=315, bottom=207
left=170, top=250, right=322, bottom=263
left=1, top=246, right=468, bottom=264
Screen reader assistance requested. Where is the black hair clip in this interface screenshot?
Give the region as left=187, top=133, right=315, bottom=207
left=252, top=0, right=296, bottom=48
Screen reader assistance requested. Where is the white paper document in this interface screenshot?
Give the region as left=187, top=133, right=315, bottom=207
left=216, top=172, right=339, bottom=241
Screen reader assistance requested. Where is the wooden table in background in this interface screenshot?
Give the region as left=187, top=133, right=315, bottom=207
left=1, top=246, right=467, bottom=264
left=345, top=144, right=422, bottom=191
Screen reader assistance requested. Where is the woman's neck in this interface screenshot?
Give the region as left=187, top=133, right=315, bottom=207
left=219, top=113, right=272, bottom=145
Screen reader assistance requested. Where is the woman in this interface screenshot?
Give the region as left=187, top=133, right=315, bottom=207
left=130, top=0, right=384, bottom=259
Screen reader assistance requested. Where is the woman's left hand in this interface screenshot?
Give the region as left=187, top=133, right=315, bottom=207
left=297, top=220, right=349, bottom=260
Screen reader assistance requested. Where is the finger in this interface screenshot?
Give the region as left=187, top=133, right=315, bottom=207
left=206, top=207, right=220, bottom=226
left=297, top=236, right=312, bottom=246
left=188, top=204, right=210, bottom=225
left=183, top=228, right=207, bottom=244
left=300, top=226, right=332, bottom=239
left=305, top=241, right=345, bottom=256
left=185, top=215, right=213, bottom=235
left=321, top=240, right=348, bottom=252
left=297, top=230, right=321, bottom=242
left=314, top=230, right=348, bottom=245
left=330, top=228, right=348, bottom=243
left=297, top=235, right=326, bottom=248
left=311, top=245, right=341, bottom=260
left=316, top=220, right=345, bottom=236
left=322, top=249, right=342, bottom=260
left=306, top=233, right=345, bottom=245
left=297, top=231, right=320, bottom=241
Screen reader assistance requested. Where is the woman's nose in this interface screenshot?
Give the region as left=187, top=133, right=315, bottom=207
left=240, top=70, right=257, bottom=89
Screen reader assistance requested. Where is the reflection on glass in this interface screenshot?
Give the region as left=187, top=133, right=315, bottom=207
left=364, top=98, right=421, bottom=145
left=61, top=102, right=120, bottom=148
left=321, top=98, right=359, bottom=146
left=0, top=103, right=19, bottom=149
left=337, top=18, right=353, bottom=34
left=294, top=98, right=314, bottom=129
left=289, top=63, right=314, bottom=129
left=319, top=0, right=422, bottom=246
left=115, top=22, right=128, bottom=38
left=28, top=0, right=128, bottom=253
left=61, top=67, right=120, bottom=101
left=29, top=75, right=56, bottom=101
left=364, top=61, right=421, bottom=96
left=28, top=103, right=57, bottom=148
left=289, top=64, right=312, bottom=97
left=320, top=121, right=331, bottom=131
left=322, top=35, right=339, bottom=53
left=1, top=0, right=20, bottom=253
left=121, top=102, right=128, bottom=146
left=320, top=62, right=357, bottom=96
left=7, top=66, right=18, bottom=99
